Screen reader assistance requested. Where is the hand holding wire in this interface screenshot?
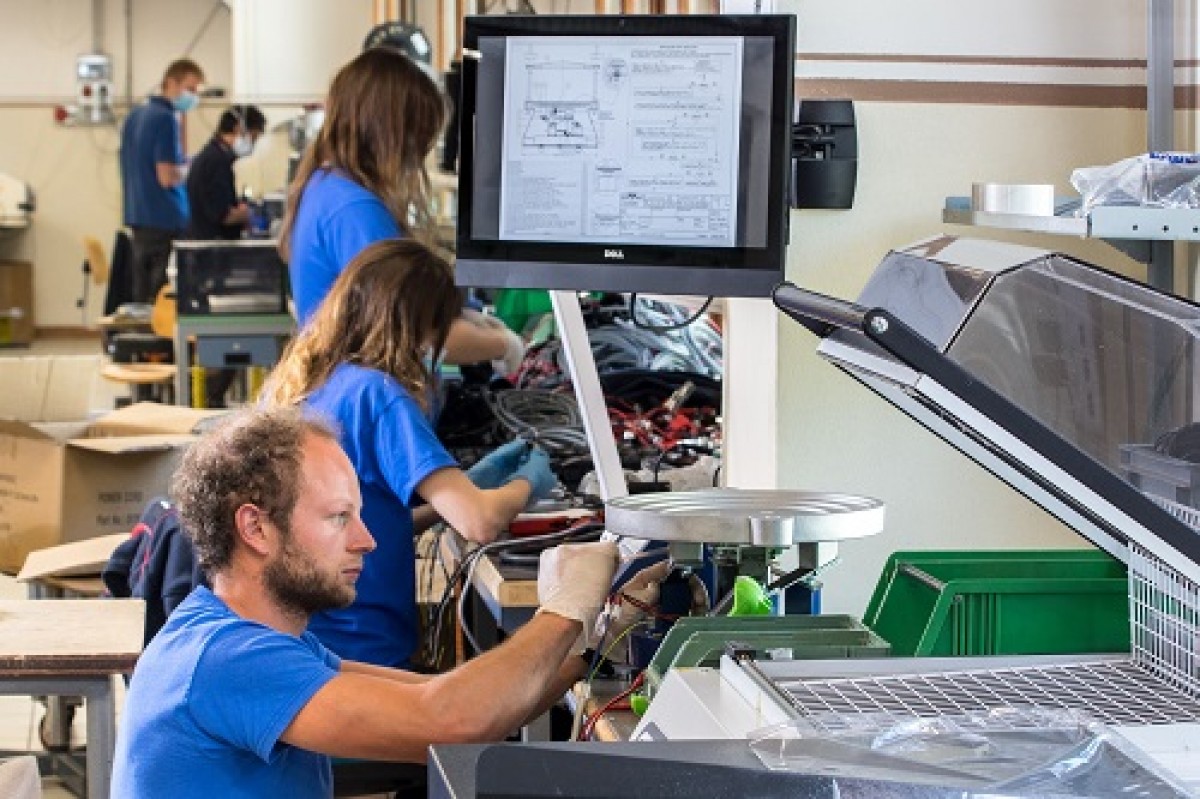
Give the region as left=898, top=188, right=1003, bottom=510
left=536, top=540, right=619, bottom=654
left=507, top=446, right=557, bottom=505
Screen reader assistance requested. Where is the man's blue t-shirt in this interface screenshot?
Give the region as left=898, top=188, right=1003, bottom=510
left=304, top=363, right=457, bottom=667
left=120, top=95, right=188, bottom=231
left=112, top=586, right=341, bottom=798
left=287, top=169, right=400, bottom=325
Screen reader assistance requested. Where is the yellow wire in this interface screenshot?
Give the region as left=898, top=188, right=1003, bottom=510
left=587, top=619, right=650, bottom=684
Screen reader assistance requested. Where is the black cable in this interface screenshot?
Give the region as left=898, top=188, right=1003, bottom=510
left=497, top=524, right=604, bottom=565
left=426, top=521, right=606, bottom=663
left=456, top=521, right=607, bottom=655
left=629, top=293, right=714, bottom=333
left=652, top=444, right=688, bottom=485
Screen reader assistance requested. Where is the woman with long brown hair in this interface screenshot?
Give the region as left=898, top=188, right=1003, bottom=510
left=279, top=46, right=524, bottom=369
left=262, top=238, right=556, bottom=668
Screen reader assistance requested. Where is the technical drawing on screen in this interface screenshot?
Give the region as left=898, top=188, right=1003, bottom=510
left=499, top=35, right=744, bottom=248
left=456, top=14, right=795, bottom=298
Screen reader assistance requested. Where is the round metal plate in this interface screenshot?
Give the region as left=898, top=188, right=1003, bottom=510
left=605, top=488, right=885, bottom=546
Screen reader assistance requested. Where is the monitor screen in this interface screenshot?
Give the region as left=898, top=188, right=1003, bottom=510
left=456, top=14, right=795, bottom=297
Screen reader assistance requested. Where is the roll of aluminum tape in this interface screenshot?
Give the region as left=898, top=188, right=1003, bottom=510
left=971, top=183, right=1055, bottom=216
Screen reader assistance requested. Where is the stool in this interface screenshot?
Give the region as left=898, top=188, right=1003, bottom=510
left=101, top=363, right=176, bottom=406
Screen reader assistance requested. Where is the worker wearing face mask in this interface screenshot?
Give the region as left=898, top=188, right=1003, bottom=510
left=119, top=58, right=206, bottom=304
left=181, top=104, right=268, bottom=409
left=185, top=105, right=267, bottom=241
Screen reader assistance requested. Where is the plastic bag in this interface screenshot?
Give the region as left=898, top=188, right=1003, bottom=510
left=1071, top=152, right=1200, bottom=214
left=749, top=707, right=1193, bottom=797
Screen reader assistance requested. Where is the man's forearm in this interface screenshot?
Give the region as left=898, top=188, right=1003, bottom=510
left=342, top=659, right=429, bottom=685
left=523, top=653, right=588, bottom=726
left=423, top=611, right=580, bottom=741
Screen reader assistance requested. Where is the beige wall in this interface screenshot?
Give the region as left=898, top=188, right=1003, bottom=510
left=782, top=103, right=1150, bottom=614
left=777, top=0, right=1187, bottom=614
left=232, top=0, right=374, bottom=102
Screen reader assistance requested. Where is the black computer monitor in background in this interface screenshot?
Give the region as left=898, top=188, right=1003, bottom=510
left=441, top=60, right=462, bottom=173
left=455, top=14, right=795, bottom=298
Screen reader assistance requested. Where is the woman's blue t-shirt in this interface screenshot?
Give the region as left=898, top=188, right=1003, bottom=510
left=304, top=363, right=457, bottom=667
left=287, top=169, right=400, bottom=325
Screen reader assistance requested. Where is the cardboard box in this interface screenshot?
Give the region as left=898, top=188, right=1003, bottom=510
left=0, top=402, right=221, bottom=575
left=17, top=532, right=130, bottom=582
left=0, top=355, right=100, bottom=422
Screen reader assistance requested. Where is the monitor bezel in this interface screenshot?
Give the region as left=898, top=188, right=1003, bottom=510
left=455, top=13, right=795, bottom=298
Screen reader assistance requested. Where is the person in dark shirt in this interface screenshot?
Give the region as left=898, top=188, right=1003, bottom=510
left=185, top=105, right=267, bottom=407
left=185, top=105, right=267, bottom=240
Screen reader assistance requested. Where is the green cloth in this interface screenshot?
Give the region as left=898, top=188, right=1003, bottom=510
left=493, top=289, right=553, bottom=335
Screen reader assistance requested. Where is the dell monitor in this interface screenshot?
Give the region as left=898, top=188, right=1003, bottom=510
left=455, top=14, right=795, bottom=298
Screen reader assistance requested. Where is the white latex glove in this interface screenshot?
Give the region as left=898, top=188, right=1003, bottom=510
left=598, top=559, right=672, bottom=662
left=537, top=541, right=619, bottom=653
left=606, top=560, right=671, bottom=633
left=476, top=312, right=508, bottom=331
left=492, top=327, right=526, bottom=376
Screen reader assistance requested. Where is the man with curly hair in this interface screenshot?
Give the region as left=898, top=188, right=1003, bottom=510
left=111, top=406, right=618, bottom=798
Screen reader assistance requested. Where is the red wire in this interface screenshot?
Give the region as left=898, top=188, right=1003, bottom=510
left=579, top=671, right=645, bottom=741
left=617, top=591, right=680, bottom=621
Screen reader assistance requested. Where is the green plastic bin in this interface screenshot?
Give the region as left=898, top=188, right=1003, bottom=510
left=644, top=614, right=890, bottom=698
left=862, top=550, right=1130, bottom=657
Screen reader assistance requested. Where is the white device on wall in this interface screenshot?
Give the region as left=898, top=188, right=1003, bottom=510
left=75, top=54, right=114, bottom=125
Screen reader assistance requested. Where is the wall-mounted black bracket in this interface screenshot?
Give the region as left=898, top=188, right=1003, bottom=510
left=790, top=99, right=857, bottom=209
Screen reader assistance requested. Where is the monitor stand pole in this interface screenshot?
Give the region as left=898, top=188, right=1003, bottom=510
left=550, top=291, right=629, bottom=505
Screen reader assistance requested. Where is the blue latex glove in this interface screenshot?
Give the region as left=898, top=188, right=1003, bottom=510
left=465, top=439, right=530, bottom=490
left=506, top=447, right=557, bottom=504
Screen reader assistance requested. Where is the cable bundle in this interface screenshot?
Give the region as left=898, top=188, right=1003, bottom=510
left=485, top=388, right=590, bottom=457
left=513, top=297, right=723, bottom=390
left=419, top=521, right=606, bottom=668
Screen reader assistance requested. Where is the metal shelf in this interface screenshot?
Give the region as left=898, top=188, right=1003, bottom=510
left=944, top=196, right=1200, bottom=264
left=945, top=197, right=1200, bottom=243
left=942, top=201, right=1086, bottom=238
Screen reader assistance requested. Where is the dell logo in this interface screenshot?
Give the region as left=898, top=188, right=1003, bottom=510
left=604, top=249, right=625, bottom=260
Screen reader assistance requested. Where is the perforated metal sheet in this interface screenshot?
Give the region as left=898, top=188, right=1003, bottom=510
left=773, top=660, right=1200, bottom=730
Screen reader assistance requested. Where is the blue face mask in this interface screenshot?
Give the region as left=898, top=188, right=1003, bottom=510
left=172, top=90, right=198, bottom=113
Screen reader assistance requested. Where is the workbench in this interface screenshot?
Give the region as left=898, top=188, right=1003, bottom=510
left=0, top=599, right=144, bottom=799
left=172, top=313, right=294, bottom=406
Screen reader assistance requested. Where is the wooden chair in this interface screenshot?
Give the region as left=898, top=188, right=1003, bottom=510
left=100, top=362, right=176, bottom=405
